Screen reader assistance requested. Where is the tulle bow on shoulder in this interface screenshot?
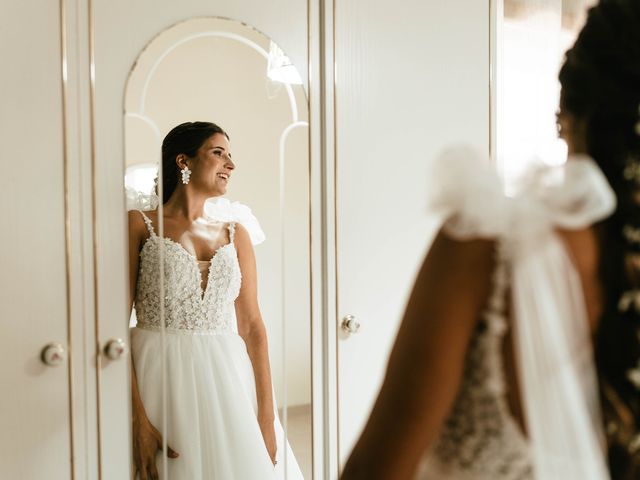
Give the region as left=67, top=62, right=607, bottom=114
left=427, top=145, right=615, bottom=247
left=204, top=197, right=266, bottom=246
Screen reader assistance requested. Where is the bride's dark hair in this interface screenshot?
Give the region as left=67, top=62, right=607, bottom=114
left=559, top=0, right=640, bottom=476
left=157, top=121, right=229, bottom=203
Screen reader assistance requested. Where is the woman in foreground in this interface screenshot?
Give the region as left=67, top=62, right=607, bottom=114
left=342, top=1, right=640, bottom=478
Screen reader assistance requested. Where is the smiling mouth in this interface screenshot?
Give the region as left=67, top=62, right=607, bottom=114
left=217, top=173, right=230, bottom=181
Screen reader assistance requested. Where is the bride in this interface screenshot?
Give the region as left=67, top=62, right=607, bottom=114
left=127, top=121, right=303, bottom=479
left=342, top=0, right=640, bottom=478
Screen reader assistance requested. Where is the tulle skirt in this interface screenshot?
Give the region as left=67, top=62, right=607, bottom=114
left=131, top=327, right=304, bottom=479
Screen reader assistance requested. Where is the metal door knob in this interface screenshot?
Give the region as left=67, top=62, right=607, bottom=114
left=103, top=338, right=127, bottom=360
left=41, top=343, right=66, bottom=366
left=341, top=315, right=360, bottom=334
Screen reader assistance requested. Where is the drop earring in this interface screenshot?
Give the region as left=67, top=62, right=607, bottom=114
left=181, top=166, right=192, bottom=185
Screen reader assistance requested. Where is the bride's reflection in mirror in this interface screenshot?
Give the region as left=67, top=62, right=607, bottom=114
left=124, top=17, right=310, bottom=479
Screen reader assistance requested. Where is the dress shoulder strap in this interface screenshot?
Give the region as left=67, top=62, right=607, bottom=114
left=138, top=210, right=156, bottom=237
left=228, top=222, right=236, bottom=243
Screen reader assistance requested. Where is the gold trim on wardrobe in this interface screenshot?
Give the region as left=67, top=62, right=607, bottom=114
left=60, top=0, right=76, bottom=476
left=86, top=0, right=103, bottom=476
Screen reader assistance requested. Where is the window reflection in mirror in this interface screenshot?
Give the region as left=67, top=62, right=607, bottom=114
left=497, top=0, right=596, bottom=186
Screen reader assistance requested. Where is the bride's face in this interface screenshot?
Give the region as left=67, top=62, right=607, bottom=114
left=188, top=133, right=235, bottom=196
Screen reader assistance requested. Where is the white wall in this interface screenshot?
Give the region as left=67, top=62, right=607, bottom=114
left=124, top=17, right=311, bottom=407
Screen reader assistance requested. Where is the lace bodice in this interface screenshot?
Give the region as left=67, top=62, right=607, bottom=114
left=134, top=211, right=241, bottom=334
left=418, top=246, right=532, bottom=479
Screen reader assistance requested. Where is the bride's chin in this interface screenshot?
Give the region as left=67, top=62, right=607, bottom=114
left=209, top=186, right=226, bottom=196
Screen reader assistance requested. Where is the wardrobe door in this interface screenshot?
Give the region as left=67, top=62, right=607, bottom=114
left=0, top=1, right=73, bottom=478
left=334, top=0, right=491, bottom=467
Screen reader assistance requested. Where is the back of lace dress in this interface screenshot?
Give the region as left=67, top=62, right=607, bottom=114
left=417, top=145, right=615, bottom=480
left=418, top=243, right=532, bottom=480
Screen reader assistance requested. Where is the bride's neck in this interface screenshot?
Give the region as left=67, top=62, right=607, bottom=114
left=163, top=188, right=208, bottom=222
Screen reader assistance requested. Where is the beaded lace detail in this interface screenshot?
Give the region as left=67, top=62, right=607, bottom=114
left=418, top=245, right=533, bottom=479
left=134, top=211, right=241, bottom=334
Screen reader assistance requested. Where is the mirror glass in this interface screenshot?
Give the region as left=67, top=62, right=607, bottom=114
left=124, top=17, right=310, bottom=479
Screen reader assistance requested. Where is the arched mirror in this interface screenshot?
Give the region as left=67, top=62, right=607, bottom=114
left=124, top=16, right=311, bottom=479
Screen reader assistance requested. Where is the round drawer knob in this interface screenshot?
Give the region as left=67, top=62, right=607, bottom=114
left=104, top=338, right=128, bottom=361
left=41, top=343, right=66, bottom=367
left=341, top=315, right=361, bottom=334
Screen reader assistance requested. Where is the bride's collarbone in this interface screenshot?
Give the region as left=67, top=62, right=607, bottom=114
left=146, top=211, right=231, bottom=260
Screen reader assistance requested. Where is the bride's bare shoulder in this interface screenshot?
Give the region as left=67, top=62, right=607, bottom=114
left=127, top=209, right=153, bottom=243
left=411, top=228, right=497, bottom=315
left=430, top=228, right=496, bottom=269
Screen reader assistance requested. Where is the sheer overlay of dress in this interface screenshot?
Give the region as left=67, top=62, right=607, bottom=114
left=416, top=146, right=616, bottom=480
left=130, top=211, right=304, bottom=479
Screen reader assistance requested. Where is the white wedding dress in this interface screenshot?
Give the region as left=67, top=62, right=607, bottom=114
left=130, top=211, right=304, bottom=479
left=416, top=146, right=615, bottom=479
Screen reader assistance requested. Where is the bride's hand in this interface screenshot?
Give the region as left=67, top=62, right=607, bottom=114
left=133, top=415, right=179, bottom=480
left=259, top=416, right=278, bottom=465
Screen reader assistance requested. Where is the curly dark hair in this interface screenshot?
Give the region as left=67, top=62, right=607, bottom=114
left=157, top=121, right=229, bottom=204
left=559, top=0, right=640, bottom=477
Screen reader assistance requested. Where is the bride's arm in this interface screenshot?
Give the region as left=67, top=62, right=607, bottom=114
left=234, top=223, right=277, bottom=464
left=341, top=231, right=495, bottom=479
left=127, top=212, right=145, bottom=419
left=127, top=211, right=178, bottom=480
